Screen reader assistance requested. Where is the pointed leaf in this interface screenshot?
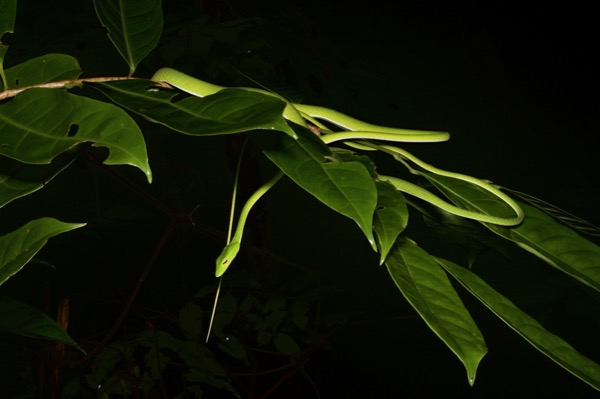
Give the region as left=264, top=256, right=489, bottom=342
left=373, top=180, right=408, bottom=264
left=437, top=257, right=600, bottom=391
left=3, top=54, right=81, bottom=89
left=0, top=217, right=85, bottom=285
left=92, top=79, right=296, bottom=136
left=264, top=129, right=377, bottom=248
left=0, top=88, right=152, bottom=182
left=93, top=0, right=163, bottom=75
left=385, top=238, right=487, bottom=385
left=0, top=151, right=76, bottom=208
left=0, top=297, right=83, bottom=352
left=488, top=202, right=600, bottom=292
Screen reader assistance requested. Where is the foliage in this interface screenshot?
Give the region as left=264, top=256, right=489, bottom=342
left=0, top=0, right=599, bottom=397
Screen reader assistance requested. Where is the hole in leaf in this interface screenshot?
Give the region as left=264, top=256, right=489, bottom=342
left=0, top=31, right=14, bottom=46
left=67, top=124, right=79, bottom=137
left=377, top=205, right=386, bottom=211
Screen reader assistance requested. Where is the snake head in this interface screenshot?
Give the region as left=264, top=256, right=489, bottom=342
left=215, top=241, right=241, bottom=277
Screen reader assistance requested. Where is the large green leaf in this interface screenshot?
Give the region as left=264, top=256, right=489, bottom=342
left=0, top=151, right=76, bottom=208
left=0, top=217, right=85, bottom=286
left=437, top=257, right=600, bottom=391
left=264, top=129, right=378, bottom=249
left=488, top=202, right=600, bottom=292
left=3, top=53, right=81, bottom=89
left=0, top=297, right=83, bottom=352
left=92, top=79, right=296, bottom=136
left=385, top=238, right=487, bottom=385
left=93, top=0, right=163, bottom=75
left=0, top=88, right=152, bottom=182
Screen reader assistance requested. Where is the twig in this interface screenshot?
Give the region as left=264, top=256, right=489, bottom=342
left=0, top=76, right=135, bottom=100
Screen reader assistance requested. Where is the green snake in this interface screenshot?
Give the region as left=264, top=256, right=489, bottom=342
left=151, top=68, right=525, bottom=277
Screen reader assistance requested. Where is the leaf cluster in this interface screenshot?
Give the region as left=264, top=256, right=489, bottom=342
left=1, top=0, right=599, bottom=397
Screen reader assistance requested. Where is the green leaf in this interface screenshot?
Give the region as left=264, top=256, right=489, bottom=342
left=179, top=302, right=204, bottom=342
left=291, top=299, right=310, bottom=330
left=0, top=217, right=85, bottom=285
left=138, top=330, right=238, bottom=396
left=330, top=147, right=377, bottom=176
left=262, top=295, right=287, bottom=333
left=505, top=188, right=600, bottom=238
left=0, top=297, right=83, bottom=351
left=421, top=171, right=517, bottom=220
left=0, top=0, right=16, bottom=88
left=0, top=0, right=16, bottom=39
left=93, top=0, right=163, bottom=75
left=92, top=79, right=296, bottom=136
left=217, top=334, right=249, bottom=365
left=0, top=88, right=152, bottom=182
left=419, top=204, right=511, bottom=267
left=437, top=257, right=600, bottom=391
left=3, top=54, right=81, bottom=89
left=0, top=298, right=85, bottom=353
left=264, top=129, right=378, bottom=249
left=211, top=293, right=238, bottom=337
left=273, top=332, right=300, bottom=355
left=488, top=202, right=600, bottom=292
left=0, top=151, right=76, bottom=208
left=385, top=238, right=487, bottom=385
left=373, top=181, right=408, bottom=264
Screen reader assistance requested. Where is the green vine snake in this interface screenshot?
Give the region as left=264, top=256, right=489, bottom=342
left=151, top=68, right=525, bottom=278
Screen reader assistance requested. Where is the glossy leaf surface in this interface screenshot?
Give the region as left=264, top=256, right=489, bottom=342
left=421, top=171, right=517, bottom=220
left=489, top=203, right=600, bottom=292
left=0, top=297, right=83, bottom=351
left=0, top=217, right=85, bottom=286
left=0, top=88, right=152, bottom=182
left=265, top=129, right=378, bottom=248
left=0, top=152, right=76, bottom=208
left=373, top=180, right=408, bottom=264
left=385, top=238, right=487, bottom=385
left=93, top=79, right=295, bottom=136
left=438, top=257, right=600, bottom=391
left=3, top=54, right=81, bottom=89
left=93, top=0, right=163, bottom=75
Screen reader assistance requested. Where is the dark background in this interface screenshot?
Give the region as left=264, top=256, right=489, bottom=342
left=2, top=1, right=599, bottom=397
